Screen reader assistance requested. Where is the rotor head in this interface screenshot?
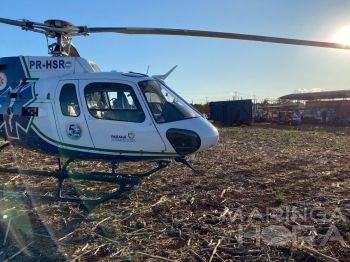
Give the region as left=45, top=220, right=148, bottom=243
left=44, top=19, right=74, bottom=27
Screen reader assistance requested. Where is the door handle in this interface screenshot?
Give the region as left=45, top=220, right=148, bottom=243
left=87, top=115, right=97, bottom=120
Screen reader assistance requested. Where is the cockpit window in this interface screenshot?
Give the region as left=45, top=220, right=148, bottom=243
left=138, top=80, right=199, bottom=123
left=60, top=84, right=80, bottom=117
left=84, top=82, right=145, bottom=123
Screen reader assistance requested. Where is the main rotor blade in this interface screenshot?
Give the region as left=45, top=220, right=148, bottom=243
left=83, top=27, right=350, bottom=50
left=1, top=17, right=348, bottom=50
left=0, top=17, right=47, bottom=28
left=0, top=18, right=26, bottom=27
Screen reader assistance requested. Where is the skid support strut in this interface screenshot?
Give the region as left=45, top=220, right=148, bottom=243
left=0, top=142, right=10, bottom=151
left=0, top=157, right=170, bottom=208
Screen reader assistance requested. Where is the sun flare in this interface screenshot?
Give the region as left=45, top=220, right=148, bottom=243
left=333, top=25, right=350, bottom=45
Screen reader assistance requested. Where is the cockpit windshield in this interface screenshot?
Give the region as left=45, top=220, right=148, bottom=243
left=138, top=80, right=200, bottom=123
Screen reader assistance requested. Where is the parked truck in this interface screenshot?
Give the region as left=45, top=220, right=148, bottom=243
left=209, top=100, right=253, bottom=126
left=278, top=110, right=302, bottom=125
left=268, top=110, right=279, bottom=124
left=300, top=109, right=335, bottom=124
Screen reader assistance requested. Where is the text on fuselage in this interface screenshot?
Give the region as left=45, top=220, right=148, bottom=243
left=29, top=60, right=68, bottom=69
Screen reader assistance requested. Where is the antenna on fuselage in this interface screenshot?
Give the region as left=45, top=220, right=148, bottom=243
left=152, top=65, right=178, bottom=80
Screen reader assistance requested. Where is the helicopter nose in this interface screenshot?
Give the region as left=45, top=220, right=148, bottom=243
left=164, top=117, right=219, bottom=156
left=196, top=120, right=219, bottom=152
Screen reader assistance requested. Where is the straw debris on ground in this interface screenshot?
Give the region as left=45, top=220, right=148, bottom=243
left=0, top=124, right=350, bottom=261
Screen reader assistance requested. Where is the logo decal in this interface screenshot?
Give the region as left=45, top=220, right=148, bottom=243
left=111, top=132, right=136, bottom=142
left=66, top=123, right=83, bottom=140
left=0, top=72, right=7, bottom=90
left=128, top=132, right=135, bottom=139
left=65, top=61, right=72, bottom=69
left=0, top=81, right=36, bottom=139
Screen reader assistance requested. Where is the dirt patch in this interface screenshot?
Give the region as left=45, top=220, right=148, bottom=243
left=1, top=125, right=350, bottom=261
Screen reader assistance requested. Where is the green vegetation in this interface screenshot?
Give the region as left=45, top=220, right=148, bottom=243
left=275, top=192, right=286, bottom=202
left=335, top=141, right=345, bottom=147
left=283, top=130, right=303, bottom=146
left=334, top=130, right=347, bottom=136
left=312, top=130, right=328, bottom=139
left=259, top=99, right=270, bottom=107
left=307, top=128, right=348, bottom=139
left=259, top=134, right=268, bottom=141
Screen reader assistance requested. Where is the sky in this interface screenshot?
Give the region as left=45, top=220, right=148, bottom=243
left=1, top=0, right=350, bottom=104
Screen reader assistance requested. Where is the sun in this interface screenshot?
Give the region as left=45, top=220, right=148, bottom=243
left=333, top=25, right=350, bottom=45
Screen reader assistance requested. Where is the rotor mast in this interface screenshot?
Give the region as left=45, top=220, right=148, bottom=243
left=43, top=19, right=79, bottom=56
left=47, top=32, right=65, bottom=56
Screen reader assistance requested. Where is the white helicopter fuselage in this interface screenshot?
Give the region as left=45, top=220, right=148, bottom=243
left=0, top=56, right=218, bottom=161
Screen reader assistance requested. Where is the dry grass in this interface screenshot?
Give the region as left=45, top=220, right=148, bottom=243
left=0, top=124, right=350, bottom=261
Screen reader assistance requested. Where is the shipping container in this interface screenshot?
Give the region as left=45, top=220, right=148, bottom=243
left=209, top=100, right=253, bottom=126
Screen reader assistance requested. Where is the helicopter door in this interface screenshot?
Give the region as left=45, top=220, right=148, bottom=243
left=79, top=80, right=166, bottom=153
left=54, top=80, right=94, bottom=149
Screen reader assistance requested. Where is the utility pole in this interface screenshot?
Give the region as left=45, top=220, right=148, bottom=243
left=254, top=95, right=256, bottom=113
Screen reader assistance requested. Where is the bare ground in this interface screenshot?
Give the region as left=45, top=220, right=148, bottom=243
left=1, top=124, right=350, bottom=261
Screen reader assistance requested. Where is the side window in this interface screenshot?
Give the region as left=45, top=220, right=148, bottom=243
left=84, top=82, right=145, bottom=123
left=60, top=84, right=80, bottom=117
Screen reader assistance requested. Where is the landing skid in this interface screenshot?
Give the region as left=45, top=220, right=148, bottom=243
left=0, top=143, right=170, bottom=208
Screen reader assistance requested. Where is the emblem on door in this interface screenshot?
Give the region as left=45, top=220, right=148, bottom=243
left=66, top=123, right=83, bottom=140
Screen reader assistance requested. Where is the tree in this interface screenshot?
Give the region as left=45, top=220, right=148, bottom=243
left=260, top=99, right=270, bottom=107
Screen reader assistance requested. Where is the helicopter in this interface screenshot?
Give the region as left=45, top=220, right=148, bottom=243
left=0, top=17, right=348, bottom=206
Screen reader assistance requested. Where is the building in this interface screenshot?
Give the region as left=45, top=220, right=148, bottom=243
left=279, top=90, right=350, bottom=117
